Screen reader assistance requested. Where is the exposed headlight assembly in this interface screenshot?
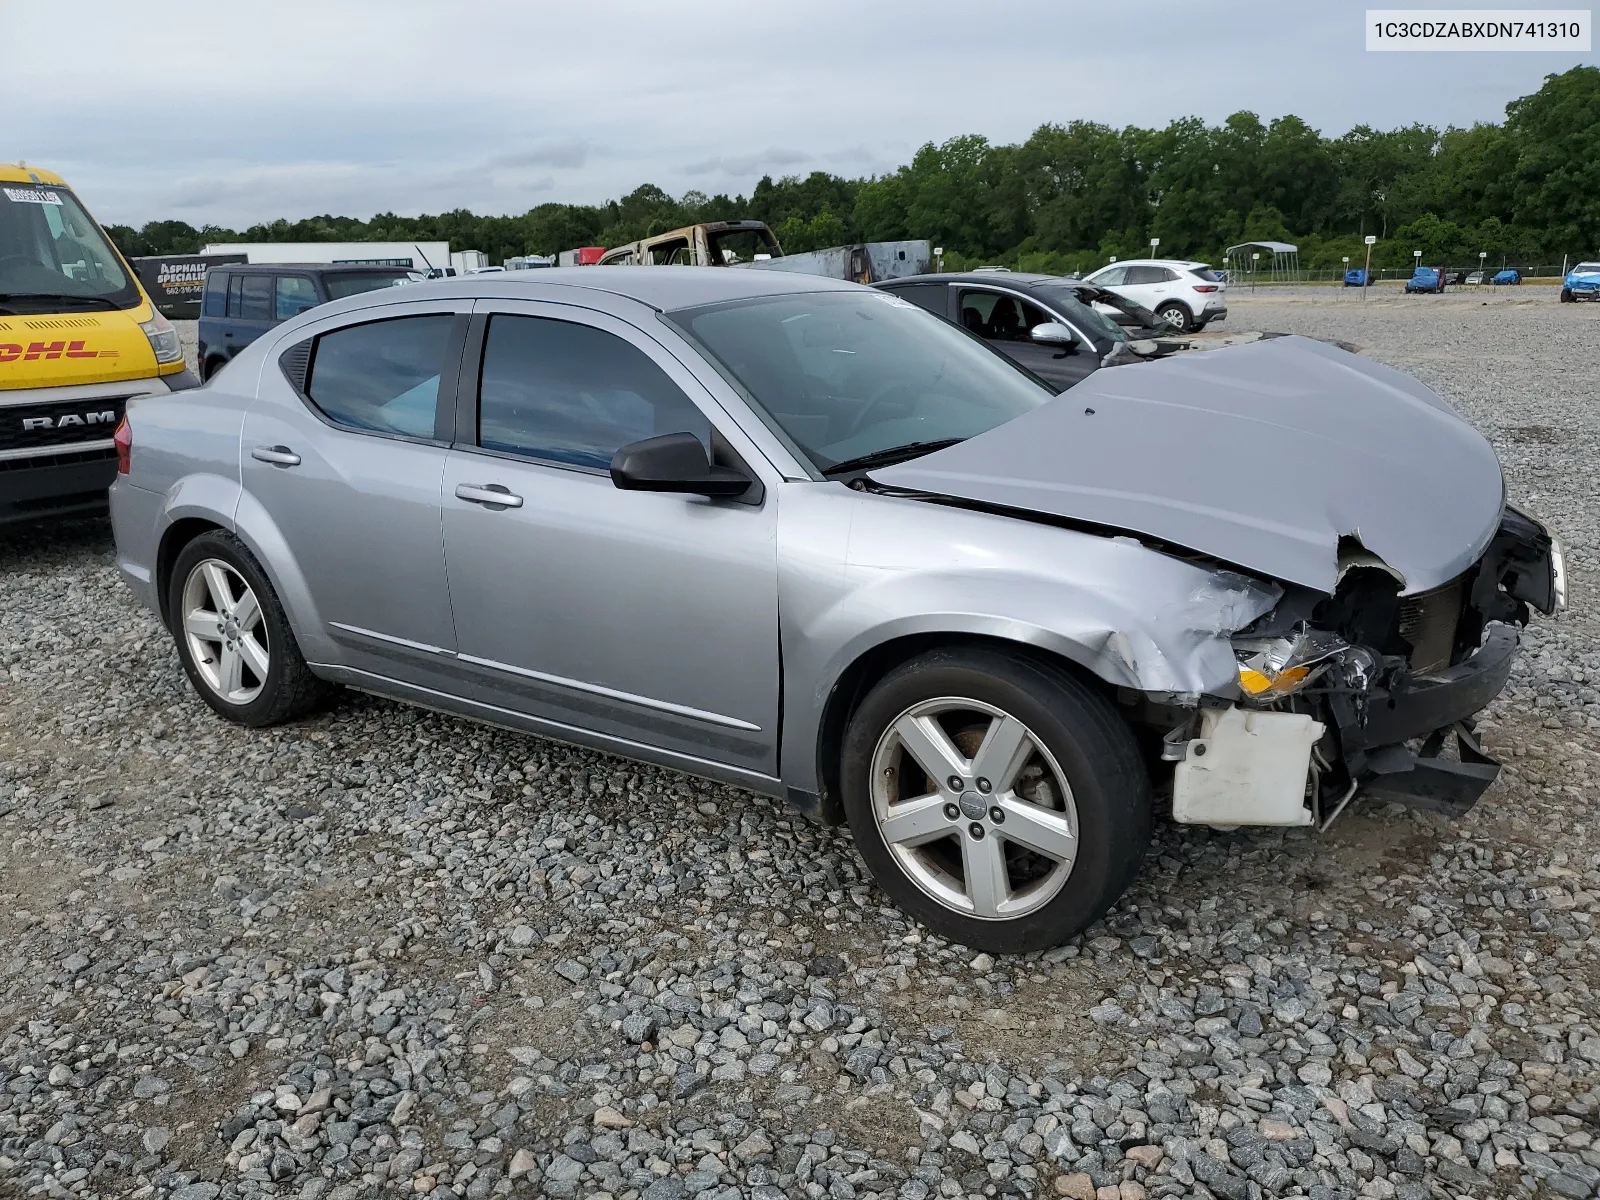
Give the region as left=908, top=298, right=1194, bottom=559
left=1550, top=536, right=1568, bottom=612
left=1232, top=627, right=1372, bottom=700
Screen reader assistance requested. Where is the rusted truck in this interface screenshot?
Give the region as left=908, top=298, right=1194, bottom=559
left=596, top=221, right=931, bottom=284
left=596, top=221, right=781, bottom=267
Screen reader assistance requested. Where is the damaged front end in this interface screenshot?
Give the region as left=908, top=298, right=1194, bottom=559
left=1166, top=507, right=1566, bottom=829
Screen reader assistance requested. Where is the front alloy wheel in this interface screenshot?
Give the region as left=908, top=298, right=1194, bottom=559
left=841, top=647, right=1151, bottom=953
left=871, top=698, right=1078, bottom=920
left=182, top=559, right=269, bottom=704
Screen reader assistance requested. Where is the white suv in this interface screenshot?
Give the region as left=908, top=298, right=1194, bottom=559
left=1081, top=259, right=1227, bottom=333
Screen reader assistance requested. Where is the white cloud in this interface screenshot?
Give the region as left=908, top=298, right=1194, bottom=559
left=684, top=148, right=812, bottom=178
left=8, top=0, right=1592, bottom=227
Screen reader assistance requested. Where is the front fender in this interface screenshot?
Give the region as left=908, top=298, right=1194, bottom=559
left=774, top=485, right=1282, bottom=796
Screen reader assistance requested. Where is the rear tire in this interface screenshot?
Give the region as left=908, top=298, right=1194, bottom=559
left=840, top=647, right=1151, bottom=953
left=168, top=531, right=331, bottom=727
left=203, top=356, right=225, bottom=381
left=1155, top=302, right=1196, bottom=333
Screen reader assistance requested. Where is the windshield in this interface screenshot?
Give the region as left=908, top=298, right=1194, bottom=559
left=0, top=185, right=140, bottom=310
left=1031, top=283, right=1133, bottom=343
left=1188, top=265, right=1222, bottom=282
left=323, top=272, right=422, bottom=300
left=667, top=290, right=1055, bottom=471
left=1572, top=263, right=1600, bottom=275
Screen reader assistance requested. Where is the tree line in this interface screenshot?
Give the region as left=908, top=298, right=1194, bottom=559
left=107, top=66, right=1598, bottom=274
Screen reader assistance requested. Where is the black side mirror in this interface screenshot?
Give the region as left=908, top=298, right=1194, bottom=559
left=610, top=432, right=751, bottom=497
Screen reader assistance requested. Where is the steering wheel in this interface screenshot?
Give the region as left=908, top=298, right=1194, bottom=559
left=845, top=379, right=920, bottom=439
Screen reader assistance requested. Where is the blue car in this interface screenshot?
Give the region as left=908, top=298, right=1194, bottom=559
left=198, top=263, right=425, bottom=380
left=1560, top=261, right=1600, bottom=302
left=1343, top=268, right=1368, bottom=287
left=1492, top=269, right=1521, bottom=286
left=1404, top=266, right=1445, bottom=294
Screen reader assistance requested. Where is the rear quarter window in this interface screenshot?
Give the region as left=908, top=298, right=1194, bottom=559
left=304, top=314, right=455, bottom=440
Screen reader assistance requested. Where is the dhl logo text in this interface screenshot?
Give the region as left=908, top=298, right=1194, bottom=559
left=0, top=340, right=115, bottom=363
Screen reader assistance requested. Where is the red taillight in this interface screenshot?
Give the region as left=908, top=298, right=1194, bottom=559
left=114, top=416, right=132, bottom=475
left=1193, top=284, right=1219, bottom=293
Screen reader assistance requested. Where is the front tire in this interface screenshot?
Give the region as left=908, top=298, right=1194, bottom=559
left=168, top=531, right=331, bottom=726
left=840, top=647, right=1151, bottom=953
left=1561, top=288, right=1573, bottom=303
left=1154, top=302, right=1196, bottom=333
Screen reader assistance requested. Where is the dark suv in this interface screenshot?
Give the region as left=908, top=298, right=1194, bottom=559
left=198, top=263, right=423, bottom=379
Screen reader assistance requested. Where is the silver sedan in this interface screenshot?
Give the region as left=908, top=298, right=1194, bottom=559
left=110, top=269, right=1562, bottom=952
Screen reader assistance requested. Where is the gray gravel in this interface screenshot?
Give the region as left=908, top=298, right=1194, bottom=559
left=3, top=291, right=1597, bottom=1200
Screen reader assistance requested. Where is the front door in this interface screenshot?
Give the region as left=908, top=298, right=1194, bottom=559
left=241, top=303, right=468, bottom=681
left=954, top=288, right=1096, bottom=391
left=440, top=301, right=780, bottom=777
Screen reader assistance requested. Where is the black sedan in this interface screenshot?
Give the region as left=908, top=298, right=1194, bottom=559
left=875, top=272, right=1167, bottom=391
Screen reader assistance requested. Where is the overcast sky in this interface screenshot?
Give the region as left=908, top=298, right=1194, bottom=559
left=11, top=0, right=1595, bottom=228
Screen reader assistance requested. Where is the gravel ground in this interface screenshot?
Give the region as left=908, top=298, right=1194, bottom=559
left=3, top=292, right=1597, bottom=1200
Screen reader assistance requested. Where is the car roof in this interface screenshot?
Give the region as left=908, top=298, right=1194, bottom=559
left=0, top=162, right=68, bottom=186
left=216, top=263, right=419, bottom=273
left=1089, top=258, right=1209, bottom=270
left=397, top=265, right=861, bottom=312
left=877, top=272, right=1069, bottom=289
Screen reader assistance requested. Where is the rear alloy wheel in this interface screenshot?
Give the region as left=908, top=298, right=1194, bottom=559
left=841, top=648, right=1151, bottom=953
left=182, top=559, right=269, bottom=705
left=168, top=531, right=331, bottom=726
left=1154, top=302, right=1195, bottom=333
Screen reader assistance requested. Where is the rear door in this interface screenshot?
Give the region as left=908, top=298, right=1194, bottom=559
left=222, top=273, right=278, bottom=359
left=240, top=299, right=472, bottom=682
left=1119, top=265, right=1174, bottom=312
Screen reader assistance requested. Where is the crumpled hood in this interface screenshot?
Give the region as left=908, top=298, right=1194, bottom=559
left=873, top=335, right=1504, bottom=595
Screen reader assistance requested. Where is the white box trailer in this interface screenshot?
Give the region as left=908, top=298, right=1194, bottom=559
left=199, top=241, right=452, bottom=273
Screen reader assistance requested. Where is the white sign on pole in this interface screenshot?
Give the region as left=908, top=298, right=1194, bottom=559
left=1365, top=235, right=1377, bottom=245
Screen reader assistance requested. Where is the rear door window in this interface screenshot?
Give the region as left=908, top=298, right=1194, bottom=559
left=240, top=275, right=273, bottom=322
left=474, top=314, right=710, bottom=471
left=275, top=276, right=319, bottom=320
left=305, top=314, right=455, bottom=440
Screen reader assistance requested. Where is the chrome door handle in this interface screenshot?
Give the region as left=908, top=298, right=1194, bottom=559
left=251, top=445, right=301, bottom=467
left=455, top=483, right=523, bottom=509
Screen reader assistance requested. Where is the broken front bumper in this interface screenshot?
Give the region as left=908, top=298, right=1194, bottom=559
left=1336, top=624, right=1519, bottom=816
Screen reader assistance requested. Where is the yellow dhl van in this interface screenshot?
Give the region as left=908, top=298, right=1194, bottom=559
left=1, top=163, right=195, bottom=523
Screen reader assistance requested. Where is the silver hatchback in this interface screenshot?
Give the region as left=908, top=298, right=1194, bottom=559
left=110, top=269, right=1562, bottom=952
